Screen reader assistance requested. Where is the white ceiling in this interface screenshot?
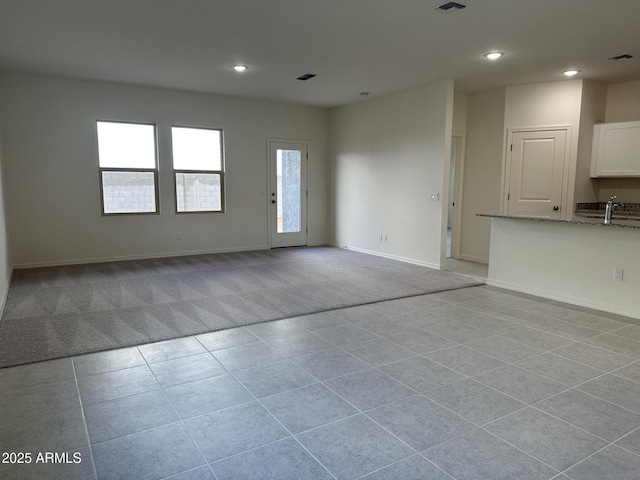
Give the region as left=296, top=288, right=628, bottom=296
left=1, top=0, right=639, bottom=107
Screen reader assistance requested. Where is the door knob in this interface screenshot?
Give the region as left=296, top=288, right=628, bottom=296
left=553, top=206, right=559, bottom=211
left=271, top=200, right=276, bottom=204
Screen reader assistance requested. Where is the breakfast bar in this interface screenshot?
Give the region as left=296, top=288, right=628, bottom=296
left=479, top=213, right=640, bottom=320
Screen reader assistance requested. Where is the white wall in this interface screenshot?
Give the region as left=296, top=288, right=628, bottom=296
left=505, top=80, right=583, bottom=128
left=452, top=92, right=468, bottom=134
left=0, top=111, right=12, bottom=310
left=330, top=81, right=454, bottom=268
left=504, top=80, right=583, bottom=219
left=488, top=218, right=640, bottom=320
left=597, top=179, right=640, bottom=204
left=459, top=80, right=589, bottom=263
left=605, top=79, right=640, bottom=123
left=0, top=74, right=329, bottom=267
left=574, top=80, right=606, bottom=204
left=459, top=87, right=506, bottom=264
left=597, top=79, right=640, bottom=203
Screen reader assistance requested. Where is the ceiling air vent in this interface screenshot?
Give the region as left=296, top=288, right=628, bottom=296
left=608, top=54, right=633, bottom=61
left=433, top=1, right=467, bottom=14
left=296, top=73, right=316, bottom=81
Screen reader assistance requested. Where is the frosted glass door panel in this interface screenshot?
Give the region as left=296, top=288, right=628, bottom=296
left=269, top=141, right=308, bottom=248
left=277, top=149, right=301, bottom=233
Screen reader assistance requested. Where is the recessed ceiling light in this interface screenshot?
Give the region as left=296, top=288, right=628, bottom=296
left=484, top=52, right=504, bottom=60
left=231, top=65, right=248, bottom=72
left=563, top=69, right=580, bottom=77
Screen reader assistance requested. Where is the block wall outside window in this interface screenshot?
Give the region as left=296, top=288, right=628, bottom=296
left=175, top=173, right=221, bottom=212
left=102, top=171, right=157, bottom=213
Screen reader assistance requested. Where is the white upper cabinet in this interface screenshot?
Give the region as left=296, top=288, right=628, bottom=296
left=591, top=120, right=640, bottom=177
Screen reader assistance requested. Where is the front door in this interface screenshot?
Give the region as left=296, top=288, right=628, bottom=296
left=269, top=140, right=308, bottom=248
left=506, top=129, right=567, bottom=218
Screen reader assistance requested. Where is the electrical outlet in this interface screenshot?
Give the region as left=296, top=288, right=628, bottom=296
left=613, top=268, right=624, bottom=281
left=384, top=234, right=388, bottom=242
left=378, top=234, right=383, bottom=242
left=430, top=192, right=440, bottom=201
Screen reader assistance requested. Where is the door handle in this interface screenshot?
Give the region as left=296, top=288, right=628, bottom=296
left=271, top=200, right=276, bottom=204
left=553, top=206, right=559, bottom=211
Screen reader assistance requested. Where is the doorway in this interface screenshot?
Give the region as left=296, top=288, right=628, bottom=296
left=268, top=140, right=308, bottom=248
left=447, top=134, right=464, bottom=259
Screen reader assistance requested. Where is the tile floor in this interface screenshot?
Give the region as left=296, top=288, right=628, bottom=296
left=1, top=286, right=640, bottom=480
left=442, top=258, right=489, bottom=279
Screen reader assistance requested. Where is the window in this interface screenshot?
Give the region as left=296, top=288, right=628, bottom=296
left=171, top=126, right=224, bottom=213
left=96, top=121, right=159, bottom=215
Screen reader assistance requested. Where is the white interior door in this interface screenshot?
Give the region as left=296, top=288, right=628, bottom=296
left=269, top=140, right=308, bottom=248
left=506, top=129, right=567, bottom=218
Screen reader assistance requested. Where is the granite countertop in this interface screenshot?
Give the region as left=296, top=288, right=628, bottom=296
left=477, top=213, right=640, bottom=230
left=478, top=202, right=640, bottom=230
left=575, top=202, right=640, bottom=220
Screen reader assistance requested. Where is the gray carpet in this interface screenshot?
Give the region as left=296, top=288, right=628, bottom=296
left=0, top=246, right=483, bottom=368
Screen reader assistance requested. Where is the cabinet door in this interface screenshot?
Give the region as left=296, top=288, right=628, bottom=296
left=591, top=121, right=640, bottom=177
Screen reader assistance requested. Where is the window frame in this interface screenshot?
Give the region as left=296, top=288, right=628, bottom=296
left=171, top=125, right=226, bottom=214
left=96, top=119, right=160, bottom=216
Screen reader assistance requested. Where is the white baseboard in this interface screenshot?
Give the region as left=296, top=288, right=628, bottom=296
left=13, top=245, right=271, bottom=270
left=457, top=254, right=489, bottom=265
left=0, top=267, right=12, bottom=314
left=487, top=278, right=640, bottom=320
left=336, top=244, right=440, bottom=269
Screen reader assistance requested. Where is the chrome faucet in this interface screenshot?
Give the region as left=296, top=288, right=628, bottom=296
left=604, top=195, right=623, bottom=224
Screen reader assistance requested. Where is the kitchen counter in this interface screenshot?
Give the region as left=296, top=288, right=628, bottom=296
left=477, top=213, right=640, bottom=230
left=483, top=215, right=640, bottom=320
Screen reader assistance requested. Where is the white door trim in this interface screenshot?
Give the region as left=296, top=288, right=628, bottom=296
left=451, top=132, right=466, bottom=259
